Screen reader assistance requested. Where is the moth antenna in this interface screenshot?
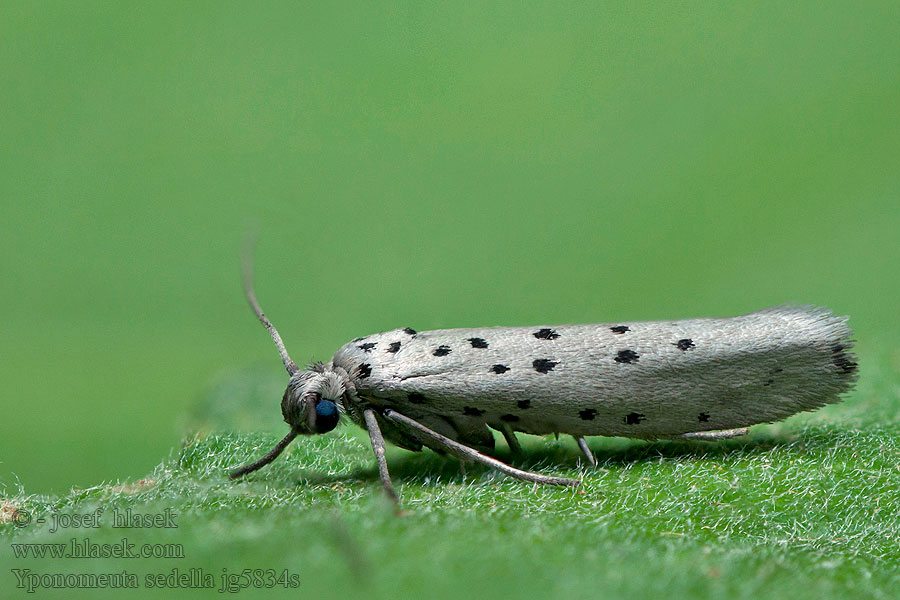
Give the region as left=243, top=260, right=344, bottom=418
left=242, top=235, right=299, bottom=376
left=229, top=431, right=298, bottom=479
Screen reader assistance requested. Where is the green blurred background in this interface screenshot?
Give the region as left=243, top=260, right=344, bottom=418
left=1, top=1, right=898, bottom=495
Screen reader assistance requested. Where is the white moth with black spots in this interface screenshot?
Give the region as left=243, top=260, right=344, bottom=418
left=230, top=258, right=858, bottom=502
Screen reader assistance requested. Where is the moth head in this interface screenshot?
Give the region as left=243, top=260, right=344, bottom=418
left=280, top=368, right=345, bottom=436
left=230, top=366, right=348, bottom=481
left=229, top=241, right=346, bottom=480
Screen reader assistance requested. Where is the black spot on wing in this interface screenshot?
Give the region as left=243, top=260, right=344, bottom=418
left=492, top=364, right=510, bottom=374
left=403, top=327, right=417, bottom=335
left=467, top=337, right=489, bottom=348
left=698, top=412, right=710, bottom=423
left=517, top=400, right=531, bottom=409
left=433, top=345, right=451, bottom=356
left=533, top=359, right=558, bottom=373
left=674, top=338, right=695, bottom=351
left=352, top=337, right=365, bottom=343
left=624, top=412, right=645, bottom=425
left=831, top=344, right=858, bottom=374
left=500, top=414, right=519, bottom=422
left=408, top=392, right=426, bottom=404
left=615, top=350, right=639, bottom=364
left=387, top=341, right=401, bottom=353
left=358, top=363, right=372, bottom=379
left=463, top=406, right=485, bottom=416
left=533, top=328, right=559, bottom=340
left=610, top=325, right=629, bottom=334
left=358, top=342, right=376, bottom=353
left=579, top=409, right=598, bottom=421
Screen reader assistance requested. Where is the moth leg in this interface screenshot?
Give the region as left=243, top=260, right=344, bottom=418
left=573, top=436, right=597, bottom=467
left=362, top=408, right=400, bottom=503
left=498, top=423, right=523, bottom=458
left=681, top=427, right=750, bottom=441
left=384, top=409, right=580, bottom=487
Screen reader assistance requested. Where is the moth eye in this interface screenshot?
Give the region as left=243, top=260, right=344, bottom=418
left=312, top=397, right=340, bottom=433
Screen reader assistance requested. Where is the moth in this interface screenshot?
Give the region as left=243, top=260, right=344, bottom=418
left=230, top=260, right=858, bottom=501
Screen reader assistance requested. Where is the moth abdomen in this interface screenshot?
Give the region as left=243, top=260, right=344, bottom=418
left=332, top=305, right=856, bottom=442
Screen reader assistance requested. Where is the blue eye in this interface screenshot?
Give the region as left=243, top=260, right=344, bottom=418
left=316, top=399, right=338, bottom=418
left=313, top=398, right=340, bottom=433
